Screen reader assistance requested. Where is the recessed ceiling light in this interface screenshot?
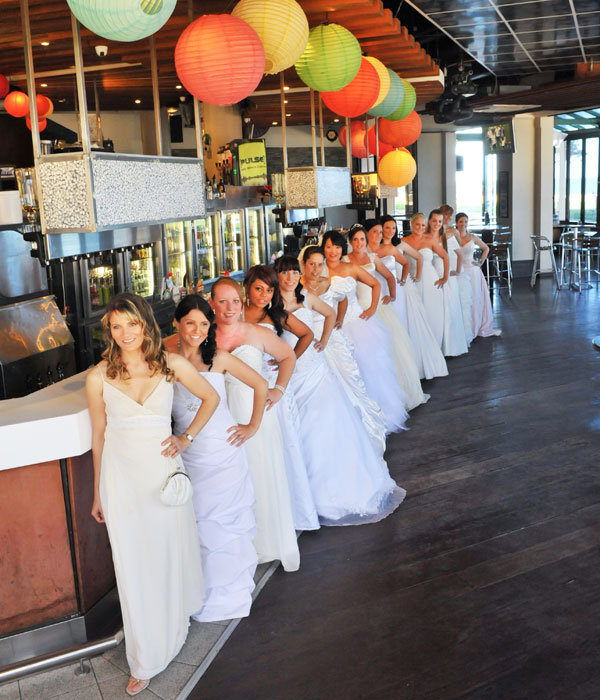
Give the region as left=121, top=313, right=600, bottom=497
left=272, top=121, right=278, bottom=125
left=284, top=99, right=288, bottom=104
left=175, top=84, right=182, bottom=89
left=40, top=41, right=50, bottom=46
left=283, top=86, right=290, bottom=91
left=333, top=118, right=340, bottom=122
left=134, top=99, right=141, bottom=104
left=286, top=113, right=291, bottom=117
left=40, top=83, right=48, bottom=87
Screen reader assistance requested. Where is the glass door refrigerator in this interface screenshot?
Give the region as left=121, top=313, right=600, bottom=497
left=221, top=209, right=245, bottom=278
left=246, top=207, right=265, bottom=267
left=164, top=220, right=194, bottom=288
left=125, top=244, right=160, bottom=299
left=264, top=204, right=284, bottom=263
left=194, top=214, right=220, bottom=284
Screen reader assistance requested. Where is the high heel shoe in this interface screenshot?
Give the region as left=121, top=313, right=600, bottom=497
left=126, top=676, right=149, bottom=696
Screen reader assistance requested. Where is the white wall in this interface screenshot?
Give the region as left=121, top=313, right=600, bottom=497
left=50, top=111, right=147, bottom=154
left=416, top=132, right=444, bottom=214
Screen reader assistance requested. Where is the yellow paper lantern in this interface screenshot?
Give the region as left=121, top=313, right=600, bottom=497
left=364, top=57, right=390, bottom=108
left=378, top=148, right=417, bottom=188
left=232, top=0, right=309, bottom=75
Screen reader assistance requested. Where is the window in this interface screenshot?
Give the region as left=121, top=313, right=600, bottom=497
left=566, top=136, right=599, bottom=223
left=568, top=139, right=583, bottom=221
left=456, top=128, right=484, bottom=221
left=584, top=138, right=598, bottom=223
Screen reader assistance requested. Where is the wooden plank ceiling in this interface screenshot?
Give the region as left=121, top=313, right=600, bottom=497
left=0, top=0, right=443, bottom=127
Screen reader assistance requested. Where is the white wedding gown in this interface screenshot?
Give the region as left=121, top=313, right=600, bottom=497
left=282, top=305, right=406, bottom=525
left=100, top=372, right=204, bottom=680
left=349, top=253, right=428, bottom=411
left=172, top=373, right=257, bottom=621
left=462, top=238, right=502, bottom=338
left=432, top=251, right=469, bottom=357
left=225, top=345, right=300, bottom=572
left=447, top=235, right=475, bottom=345
left=328, top=274, right=408, bottom=434
left=312, top=286, right=387, bottom=457
left=414, top=248, right=445, bottom=350
left=395, top=245, right=448, bottom=380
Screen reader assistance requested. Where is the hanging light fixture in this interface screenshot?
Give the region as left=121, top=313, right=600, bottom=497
left=378, top=110, right=422, bottom=147
left=377, top=148, right=416, bottom=187
left=339, top=121, right=368, bottom=159
left=321, top=57, right=380, bottom=118
left=25, top=116, right=47, bottom=132
left=385, top=79, right=416, bottom=121
left=364, top=57, right=390, bottom=108
left=295, top=23, right=361, bottom=93
left=0, top=75, right=9, bottom=99
left=367, top=69, right=403, bottom=118
left=231, top=0, right=309, bottom=75
left=4, top=91, right=29, bottom=118
left=36, top=94, right=54, bottom=119
left=175, top=14, right=265, bottom=106
left=66, top=0, right=177, bottom=42
left=365, top=125, right=393, bottom=156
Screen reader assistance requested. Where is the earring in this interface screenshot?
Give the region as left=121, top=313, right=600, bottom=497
left=267, top=301, right=272, bottom=310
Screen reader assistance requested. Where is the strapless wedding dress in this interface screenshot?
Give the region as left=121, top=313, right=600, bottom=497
left=282, top=306, right=406, bottom=525
left=328, top=275, right=408, bottom=434
left=415, top=247, right=445, bottom=349
left=225, top=344, right=300, bottom=572
left=312, top=286, right=387, bottom=457
left=462, top=239, right=502, bottom=338
left=432, top=251, right=469, bottom=357
left=447, top=235, right=474, bottom=345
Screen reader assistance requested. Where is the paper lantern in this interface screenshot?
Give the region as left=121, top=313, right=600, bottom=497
left=364, top=57, right=389, bottom=108
left=0, top=75, right=9, bottom=99
left=26, top=116, right=47, bottom=132
left=365, top=125, right=393, bottom=157
left=368, top=69, right=403, bottom=118
left=295, top=23, right=361, bottom=92
left=339, top=121, right=368, bottom=159
left=378, top=148, right=416, bottom=188
left=386, top=79, right=416, bottom=121
left=66, top=0, right=177, bottom=42
left=321, top=58, right=380, bottom=118
left=232, top=0, right=308, bottom=75
left=4, top=91, right=29, bottom=118
left=175, top=15, right=265, bottom=106
left=378, top=111, right=422, bottom=147
left=36, top=94, right=54, bottom=119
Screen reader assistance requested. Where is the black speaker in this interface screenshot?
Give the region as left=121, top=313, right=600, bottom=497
left=170, top=114, right=183, bottom=143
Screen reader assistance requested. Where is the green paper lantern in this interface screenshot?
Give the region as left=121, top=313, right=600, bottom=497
left=386, top=78, right=416, bottom=121
left=66, top=0, right=177, bottom=42
left=368, top=69, right=403, bottom=118
left=295, top=23, right=361, bottom=92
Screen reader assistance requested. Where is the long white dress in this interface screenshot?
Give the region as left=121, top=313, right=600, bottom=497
left=349, top=254, right=428, bottom=411
left=432, top=251, right=469, bottom=357
left=447, top=235, right=475, bottom=345
left=100, top=373, right=204, bottom=680
left=282, top=305, right=406, bottom=525
left=172, top=373, right=257, bottom=622
left=462, top=238, right=502, bottom=338
left=414, top=248, right=445, bottom=349
left=257, top=324, right=320, bottom=532
left=312, top=286, right=387, bottom=457
left=394, top=246, right=448, bottom=380
left=328, top=274, right=408, bottom=434
left=225, top=345, right=300, bottom=572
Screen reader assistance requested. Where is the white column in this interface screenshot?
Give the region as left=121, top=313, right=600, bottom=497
left=535, top=115, right=555, bottom=271
left=511, top=114, right=536, bottom=262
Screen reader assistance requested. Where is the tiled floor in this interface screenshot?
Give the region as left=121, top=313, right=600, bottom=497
left=0, top=562, right=277, bottom=700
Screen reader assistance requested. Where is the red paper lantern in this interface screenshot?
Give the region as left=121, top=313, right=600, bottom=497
left=36, top=94, right=54, bottom=119
left=365, top=125, right=393, bottom=157
left=339, top=121, right=368, bottom=158
left=321, top=57, right=380, bottom=118
left=0, top=75, right=9, bottom=99
left=379, top=110, right=422, bottom=148
left=175, top=14, right=265, bottom=106
left=25, top=116, right=47, bottom=132
left=4, top=91, right=30, bottom=118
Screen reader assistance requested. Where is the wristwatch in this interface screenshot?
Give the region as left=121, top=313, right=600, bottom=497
left=183, top=433, right=194, bottom=443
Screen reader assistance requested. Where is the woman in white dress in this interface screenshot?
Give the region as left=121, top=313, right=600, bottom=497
left=210, top=278, right=301, bottom=572
left=425, top=209, right=469, bottom=357
left=86, top=293, right=219, bottom=696
left=242, top=265, right=320, bottom=533
left=300, top=246, right=387, bottom=456
left=380, top=216, right=448, bottom=380
left=271, top=255, right=406, bottom=524
left=346, top=226, right=427, bottom=411
left=456, top=212, right=502, bottom=338
left=321, top=230, right=408, bottom=434
left=166, top=295, right=265, bottom=622
left=402, top=213, right=448, bottom=349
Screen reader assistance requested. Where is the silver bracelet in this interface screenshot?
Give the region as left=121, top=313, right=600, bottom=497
left=183, top=432, right=194, bottom=443
left=274, top=384, right=286, bottom=396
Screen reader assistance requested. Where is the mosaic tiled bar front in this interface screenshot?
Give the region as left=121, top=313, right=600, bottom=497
left=285, top=166, right=352, bottom=210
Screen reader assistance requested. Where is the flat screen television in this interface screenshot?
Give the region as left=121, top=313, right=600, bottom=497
left=483, top=121, right=515, bottom=154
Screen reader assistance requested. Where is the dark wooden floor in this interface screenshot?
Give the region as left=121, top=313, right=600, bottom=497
left=190, top=278, right=600, bottom=700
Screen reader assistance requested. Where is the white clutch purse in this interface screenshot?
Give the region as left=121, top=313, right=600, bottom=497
left=160, top=461, right=193, bottom=507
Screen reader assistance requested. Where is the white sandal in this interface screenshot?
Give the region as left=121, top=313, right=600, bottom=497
left=126, top=677, right=149, bottom=696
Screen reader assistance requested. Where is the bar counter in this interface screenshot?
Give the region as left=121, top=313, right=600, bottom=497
left=0, top=372, right=117, bottom=672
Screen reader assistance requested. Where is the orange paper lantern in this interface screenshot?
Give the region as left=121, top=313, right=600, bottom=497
left=378, top=110, right=422, bottom=147
left=26, top=116, right=47, bottom=132
left=0, top=75, right=9, bottom=99
left=378, top=148, right=417, bottom=187
left=365, top=125, right=393, bottom=156
left=36, top=94, right=54, bottom=119
left=4, top=91, right=29, bottom=118
left=339, top=121, right=368, bottom=158
left=175, top=14, right=265, bottom=106
left=321, top=57, right=380, bottom=118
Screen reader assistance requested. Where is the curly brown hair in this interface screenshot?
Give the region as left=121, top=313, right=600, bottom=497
left=101, top=292, right=174, bottom=382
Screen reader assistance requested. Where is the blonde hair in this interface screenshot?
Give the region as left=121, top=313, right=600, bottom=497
left=101, top=292, right=174, bottom=382
left=410, top=212, right=425, bottom=226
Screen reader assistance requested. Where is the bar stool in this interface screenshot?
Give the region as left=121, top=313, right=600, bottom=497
left=580, top=235, right=600, bottom=285
left=486, top=241, right=512, bottom=297
left=530, top=235, right=562, bottom=288
left=556, top=230, right=574, bottom=287
left=569, top=233, right=592, bottom=292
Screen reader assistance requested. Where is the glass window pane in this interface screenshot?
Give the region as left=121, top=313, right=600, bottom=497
left=584, top=138, right=598, bottom=223
left=568, top=139, right=583, bottom=221
left=456, top=138, right=484, bottom=221
left=484, top=154, right=497, bottom=220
